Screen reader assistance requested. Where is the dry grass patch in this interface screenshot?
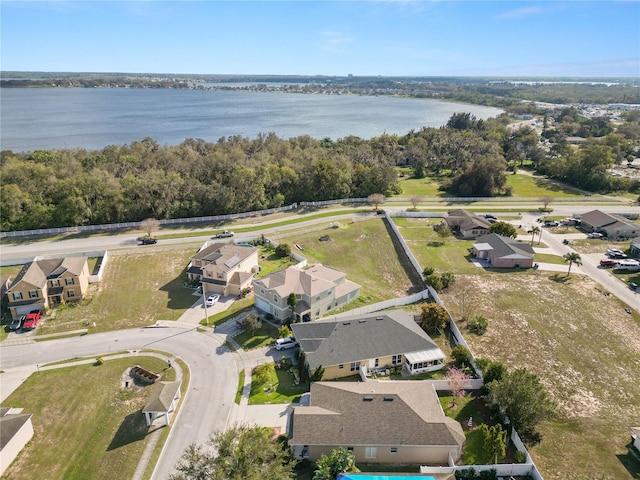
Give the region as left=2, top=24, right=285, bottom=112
left=440, top=273, right=640, bottom=480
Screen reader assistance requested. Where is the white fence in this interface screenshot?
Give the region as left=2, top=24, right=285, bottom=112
left=323, top=289, right=431, bottom=320
left=88, top=250, right=109, bottom=284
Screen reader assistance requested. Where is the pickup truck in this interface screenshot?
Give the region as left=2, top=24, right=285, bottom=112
left=213, top=230, right=234, bottom=239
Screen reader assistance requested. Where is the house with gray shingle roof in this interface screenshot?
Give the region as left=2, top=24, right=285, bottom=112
left=254, top=264, right=360, bottom=323
left=288, top=380, right=464, bottom=465
left=290, top=310, right=445, bottom=380
left=445, top=209, right=491, bottom=238
left=580, top=210, right=640, bottom=240
left=5, top=257, right=89, bottom=319
left=142, top=381, right=181, bottom=427
left=187, top=243, right=259, bottom=297
left=470, top=233, right=535, bottom=268
left=0, top=407, right=34, bottom=475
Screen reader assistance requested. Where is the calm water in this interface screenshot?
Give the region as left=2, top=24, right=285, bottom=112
left=0, top=88, right=503, bottom=152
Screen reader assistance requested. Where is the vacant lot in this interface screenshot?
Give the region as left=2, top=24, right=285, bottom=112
left=2, top=356, right=174, bottom=480
left=47, top=247, right=197, bottom=334
left=439, top=273, right=640, bottom=480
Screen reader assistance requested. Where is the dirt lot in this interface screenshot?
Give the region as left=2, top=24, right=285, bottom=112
left=440, top=272, right=640, bottom=480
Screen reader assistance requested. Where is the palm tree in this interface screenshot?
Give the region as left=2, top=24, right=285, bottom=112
left=528, top=226, right=541, bottom=245
left=563, top=252, right=582, bottom=276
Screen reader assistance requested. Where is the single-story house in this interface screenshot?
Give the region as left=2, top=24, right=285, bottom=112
left=444, top=209, right=491, bottom=238
left=580, top=210, right=640, bottom=240
left=187, top=243, right=259, bottom=297
left=5, top=257, right=90, bottom=319
left=631, top=427, right=640, bottom=452
left=470, top=233, right=535, bottom=269
left=290, top=310, right=446, bottom=380
left=254, top=264, right=361, bottom=323
left=289, top=381, right=465, bottom=465
left=630, top=237, right=640, bottom=257
left=0, top=407, right=34, bottom=476
left=142, top=381, right=181, bottom=427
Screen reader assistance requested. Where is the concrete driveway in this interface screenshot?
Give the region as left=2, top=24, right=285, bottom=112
left=173, top=292, right=236, bottom=326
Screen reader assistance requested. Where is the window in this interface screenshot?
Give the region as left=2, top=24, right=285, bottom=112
left=67, top=290, right=75, bottom=298
left=347, top=447, right=354, bottom=452
left=392, top=354, right=402, bottom=365
left=339, top=364, right=344, bottom=369
left=365, top=447, right=377, bottom=459
left=29, top=290, right=38, bottom=298
left=12, top=292, right=23, bottom=300
left=316, top=295, right=320, bottom=301
left=65, top=278, right=74, bottom=285
left=50, top=279, right=60, bottom=287
left=260, top=288, right=265, bottom=295
left=273, top=295, right=278, bottom=302
left=327, top=305, right=331, bottom=311
left=217, top=272, right=223, bottom=279
left=390, top=447, right=398, bottom=453
left=374, top=358, right=379, bottom=368
left=350, top=362, right=359, bottom=372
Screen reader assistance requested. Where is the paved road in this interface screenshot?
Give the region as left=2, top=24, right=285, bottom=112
left=0, top=326, right=237, bottom=480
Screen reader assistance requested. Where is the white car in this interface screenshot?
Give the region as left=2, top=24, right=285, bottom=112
left=587, top=232, right=604, bottom=239
left=205, top=294, right=220, bottom=307
left=275, top=337, right=298, bottom=350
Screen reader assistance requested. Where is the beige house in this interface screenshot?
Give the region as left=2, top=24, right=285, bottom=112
left=0, top=407, right=34, bottom=476
left=470, top=233, right=535, bottom=269
left=580, top=210, right=640, bottom=240
left=444, top=209, right=491, bottom=238
left=187, top=243, right=259, bottom=297
left=253, top=264, right=360, bottom=323
left=5, top=257, right=90, bottom=319
left=289, top=381, right=465, bottom=465
left=142, top=381, right=181, bottom=427
left=290, top=310, right=446, bottom=380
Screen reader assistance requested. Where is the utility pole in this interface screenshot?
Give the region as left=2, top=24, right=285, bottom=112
left=202, top=288, right=209, bottom=326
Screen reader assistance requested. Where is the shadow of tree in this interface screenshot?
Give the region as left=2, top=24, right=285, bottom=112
left=549, top=273, right=571, bottom=283
left=106, top=410, right=148, bottom=451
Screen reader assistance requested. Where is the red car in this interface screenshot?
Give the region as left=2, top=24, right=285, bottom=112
left=23, top=310, right=42, bottom=330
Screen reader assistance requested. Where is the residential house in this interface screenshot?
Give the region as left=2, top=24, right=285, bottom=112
left=289, top=381, right=465, bottom=465
left=290, top=310, right=446, bottom=380
left=470, top=233, right=535, bottom=269
left=253, top=264, right=360, bottom=323
left=630, top=237, right=640, bottom=257
left=631, top=427, right=640, bottom=452
left=5, top=257, right=90, bottom=319
left=0, top=407, right=34, bottom=476
left=187, top=243, right=259, bottom=297
left=580, top=210, right=640, bottom=240
left=444, top=209, right=491, bottom=238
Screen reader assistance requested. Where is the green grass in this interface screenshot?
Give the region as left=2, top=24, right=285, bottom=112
left=44, top=247, right=198, bottom=334
left=2, top=356, right=173, bottom=480
left=248, top=362, right=308, bottom=405
left=504, top=173, right=584, bottom=198
left=534, top=253, right=567, bottom=265
left=255, top=246, right=299, bottom=278
left=200, top=297, right=255, bottom=327
left=396, top=174, right=446, bottom=197
left=233, top=323, right=279, bottom=350
left=235, top=369, right=245, bottom=404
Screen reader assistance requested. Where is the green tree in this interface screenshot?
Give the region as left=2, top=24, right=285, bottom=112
left=171, top=424, right=295, bottom=480
left=310, top=365, right=325, bottom=382
left=489, top=221, right=517, bottom=238
left=313, top=447, right=360, bottom=480
left=528, top=225, right=541, bottom=245
left=468, top=314, right=489, bottom=335
left=563, top=252, right=582, bottom=276
left=479, top=423, right=507, bottom=464
left=275, top=243, right=292, bottom=258
left=441, top=271, right=456, bottom=290
left=278, top=325, right=292, bottom=338
left=419, top=303, right=449, bottom=335
left=287, top=293, right=297, bottom=320
left=486, top=368, right=556, bottom=444
left=242, top=313, right=262, bottom=336
left=253, top=363, right=272, bottom=385
left=436, top=224, right=452, bottom=241
left=451, top=345, right=472, bottom=368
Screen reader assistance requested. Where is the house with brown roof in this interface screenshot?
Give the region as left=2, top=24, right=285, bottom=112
left=254, top=264, right=360, bottom=323
left=290, top=310, right=446, bottom=380
left=288, top=381, right=465, bottom=465
left=444, top=209, right=491, bottom=238
left=187, top=243, right=259, bottom=297
left=470, top=233, right=535, bottom=269
left=5, top=257, right=89, bottom=319
left=580, top=210, right=640, bottom=240
left=0, top=407, right=34, bottom=476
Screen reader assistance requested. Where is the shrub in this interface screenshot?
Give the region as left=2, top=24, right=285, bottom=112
left=479, top=469, right=497, bottom=480
left=275, top=243, right=291, bottom=258
left=468, top=315, right=489, bottom=335
left=94, top=357, right=104, bottom=366
left=451, top=345, right=472, bottom=368
left=514, top=450, right=527, bottom=463
left=455, top=468, right=477, bottom=479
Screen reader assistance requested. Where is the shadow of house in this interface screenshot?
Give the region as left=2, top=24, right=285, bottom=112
left=107, top=410, right=148, bottom=451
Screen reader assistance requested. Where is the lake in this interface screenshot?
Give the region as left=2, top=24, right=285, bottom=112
left=0, top=88, right=503, bottom=152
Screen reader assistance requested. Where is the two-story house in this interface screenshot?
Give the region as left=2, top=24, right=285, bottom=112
left=253, top=264, right=361, bottom=323
left=187, top=243, right=259, bottom=297
left=5, top=257, right=90, bottom=319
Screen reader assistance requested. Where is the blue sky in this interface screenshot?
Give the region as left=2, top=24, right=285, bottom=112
left=2, top=1, right=639, bottom=77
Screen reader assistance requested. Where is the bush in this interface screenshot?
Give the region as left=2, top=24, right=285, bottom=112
left=451, top=345, right=472, bottom=368
left=94, top=357, right=104, bottom=366
left=468, top=315, right=489, bottom=335
left=479, top=469, right=497, bottom=480
left=275, top=243, right=291, bottom=258
left=455, top=468, right=477, bottom=479
left=514, top=450, right=527, bottom=463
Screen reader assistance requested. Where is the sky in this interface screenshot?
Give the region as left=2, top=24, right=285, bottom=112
left=1, top=1, right=639, bottom=77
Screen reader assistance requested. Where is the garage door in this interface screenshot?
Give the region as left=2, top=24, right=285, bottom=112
left=15, top=305, right=38, bottom=316
left=254, top=297, right=270, bottom=313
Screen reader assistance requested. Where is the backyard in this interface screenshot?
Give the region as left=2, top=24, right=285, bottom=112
left=248, top=361, right=307, bottom=405
left=2, top=355, right=181, bottom=480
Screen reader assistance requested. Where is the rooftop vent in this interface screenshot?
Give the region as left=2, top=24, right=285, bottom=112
left=358, top=320, right=366, bottom=323
left=363, top=396, right=374, bottom=402
left=383, top=397, right=394, bottom=402
left=376, top=316, right=384, bottom=321
left=342, top=322, right=351, bottom=326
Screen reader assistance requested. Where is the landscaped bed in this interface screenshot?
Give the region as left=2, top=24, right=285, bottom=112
left=248, top=362, right=307, bottom=405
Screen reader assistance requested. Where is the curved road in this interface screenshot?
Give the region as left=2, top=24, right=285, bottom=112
left=0, top=326, right=236, bottom=480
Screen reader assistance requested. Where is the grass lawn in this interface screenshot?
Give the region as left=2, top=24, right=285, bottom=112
left=2, top=356, right=174, bottom=480
left=248, top=362, right=308, bottom=405
left=439, top=273, right=640, bottom=480
left=200, top=297, right=255, bottom=327
left=396, top=173, right=446, bottom=197
left=569, top=238, right=632, bottom=255
left=43, top=247, right=198, bottom=334
left=233, top=322, right=279, bottom=350
left=255, top=246, right=299, bottom=278
left=235, top=369, right=245, bottom=404
left=534, top=253, right=567, bottom=265
left=283, top=218, right=420, bottom=301
left=504, top=173, right=584, bottom=198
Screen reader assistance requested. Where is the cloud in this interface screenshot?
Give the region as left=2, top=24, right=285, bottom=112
left=498, top=6, right=548, bottom=19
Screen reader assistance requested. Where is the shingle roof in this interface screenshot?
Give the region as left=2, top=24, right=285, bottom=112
left=291, top=310, right=442, bottom=371
left=580, top=210, right=637, bottom=230
left=256, top=264, right=360, bottom=298
left=473, top=234, right=534, bottom=260
left=0, top=411, right=32, bottom=450
left=290, top=381, right=465, bottom=448
left=193, top=243, right=256, bottom=274
left=7, top=257, right=87, bottom=292
left=143, top=381, right=181, bottom=413
left=446, top=209, right=491, bottom=231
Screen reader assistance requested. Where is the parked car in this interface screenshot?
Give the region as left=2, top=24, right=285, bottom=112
left=607, top=248, right=624, bottom=255
left=630, top=282, right=638, bottom=291
left=212, top=230, right=234, bottom=239
left=23, top=310, right=42, bottom=330
left=140, top=237, right=158, bottom=245
left=10, top=315, right=25, bottom=331
left=562, top=239, right=570, bottom=245
left=544, top=220, right=559, bottom=227
left=483, top=214, right=497, bottom=220
left=205, top=294, right=220, bottom=307
left=587, top=232, right=604, bottom=239
left=609, top=252, right=628, bottom=259
left=600, top=259, right=618, bottom=268
left=275, top=337, right=298, bottom=351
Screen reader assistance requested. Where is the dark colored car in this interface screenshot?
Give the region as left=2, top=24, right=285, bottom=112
left=23, top=310, right=42, bottom=330
left=140, top=237, right=158, bottom=245
left=10, top=315, right=25, bottom=331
